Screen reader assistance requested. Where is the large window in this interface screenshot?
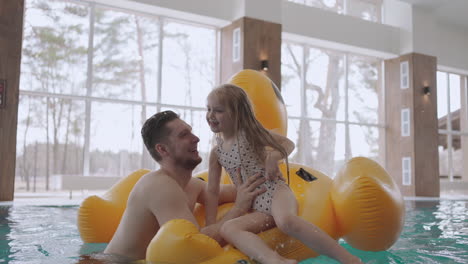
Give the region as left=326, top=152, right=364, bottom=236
left=282, top=41, right=384, bottom=177
left=287, top=0, right=382, bottom=23
left=16, top=0, right=217, bottom=192
left=437, top=71, right=468, bottom=181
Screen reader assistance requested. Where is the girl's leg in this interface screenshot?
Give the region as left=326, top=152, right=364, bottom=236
left=221, top=212, right=297, bottom=264
left=271, top=184, right=362, bottom=264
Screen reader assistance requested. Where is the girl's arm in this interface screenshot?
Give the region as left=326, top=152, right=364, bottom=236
left=265, top=131, right=295, bottom=180
left=269, top=131, right=295, bottom=156
left=204, top=146, right=222, bottom=226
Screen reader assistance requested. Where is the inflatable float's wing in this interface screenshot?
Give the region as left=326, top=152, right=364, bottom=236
left=331, top=157, right=405, bottom=251
left=78, top=169, right=150, bottom=243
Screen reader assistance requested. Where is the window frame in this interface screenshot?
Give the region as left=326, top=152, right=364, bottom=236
left=281, top=39, right=385, bottom=176
left=18, top=0, right=219, bottom=185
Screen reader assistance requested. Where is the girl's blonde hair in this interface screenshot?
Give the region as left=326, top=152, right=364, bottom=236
left=209, top=84, right=290, bottom=182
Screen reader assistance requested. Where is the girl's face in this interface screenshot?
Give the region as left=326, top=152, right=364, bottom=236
left=206, top=94, right=234, bottom=134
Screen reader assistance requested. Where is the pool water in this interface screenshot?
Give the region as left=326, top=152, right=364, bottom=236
left=0, top=200, right=467, bottom=264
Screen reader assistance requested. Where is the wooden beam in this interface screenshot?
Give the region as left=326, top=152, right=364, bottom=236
left=385, top=53, right=439, bottom=197
left=0, top=0, right=24, bottom=201
left=220, top=17, right=282, bottom=89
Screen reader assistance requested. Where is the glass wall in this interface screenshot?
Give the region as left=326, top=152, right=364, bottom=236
left=16, top=0, right=217, bottom=192
left=282, top=41, right=384, bottom=177
left=287, top=0, right=382, bottom=23
left=437, top=71, right=468, bottom=181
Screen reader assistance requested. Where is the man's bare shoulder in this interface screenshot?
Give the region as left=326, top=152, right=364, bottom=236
left=184, top=176, right=208, bottom=204
left=138, top=170, right=172, bottom=185
left=131, top=170, right=178, bottom=200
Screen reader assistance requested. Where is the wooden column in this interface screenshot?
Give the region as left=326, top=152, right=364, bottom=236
left=385, top=53, right=439, bottom=197
left=0, top=0, right=24, bottom=201
left=220, top=17, right=282, bottom=89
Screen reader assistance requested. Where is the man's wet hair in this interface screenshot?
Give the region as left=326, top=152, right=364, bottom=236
left=141, top=110, right=179, bottom=161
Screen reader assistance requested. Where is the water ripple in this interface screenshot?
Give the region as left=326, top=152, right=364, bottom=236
left=1, top=200, right=467, bottom=264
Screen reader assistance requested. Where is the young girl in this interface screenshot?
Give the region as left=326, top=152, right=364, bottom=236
left=205, top=84, right=362, bottom=264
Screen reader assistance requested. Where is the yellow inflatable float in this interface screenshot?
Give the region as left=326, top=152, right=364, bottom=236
left=78, top=70, right=405, bottom=263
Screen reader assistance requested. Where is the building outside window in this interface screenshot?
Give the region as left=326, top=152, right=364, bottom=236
left=281, top=41, right=384, bottom=177
left=437, top=71, right=468, bottom=182
left=16, top=0, right=217, bottom=192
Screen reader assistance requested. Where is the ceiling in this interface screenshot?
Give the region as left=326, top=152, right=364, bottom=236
left=398, top=0, right=468, bottom=30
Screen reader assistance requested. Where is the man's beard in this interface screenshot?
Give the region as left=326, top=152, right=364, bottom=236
left=174, top=155, right=202, bottom=170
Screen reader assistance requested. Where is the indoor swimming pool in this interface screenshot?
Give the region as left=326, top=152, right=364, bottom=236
left=0, top=200, right=467, bottom=264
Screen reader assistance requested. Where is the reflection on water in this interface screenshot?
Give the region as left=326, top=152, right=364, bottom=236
left=0, top=207, right=13, bottom=263
left=0, top=201, right=467, bottom=264
left=303, top=200, right=468, bottom=264
left=392, top=200, right=468, bottom=264
left=383, top=200, right=466, bottom=264
left=0, top=205, right=85, bottom=264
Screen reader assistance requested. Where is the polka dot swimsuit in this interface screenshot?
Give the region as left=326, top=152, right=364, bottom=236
left=215, top=132, right=285, bottom=215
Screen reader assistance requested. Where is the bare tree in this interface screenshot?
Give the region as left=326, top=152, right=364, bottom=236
left=283, top=43, right=380, bottom=176
left=284, top=44, right=343, bottom=176
left=134, top=15, right=149, bottom=169
left=314, top=53, right=342, bottom=175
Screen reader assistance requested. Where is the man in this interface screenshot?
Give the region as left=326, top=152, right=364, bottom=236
left=104, top=110, right=266, bottom=260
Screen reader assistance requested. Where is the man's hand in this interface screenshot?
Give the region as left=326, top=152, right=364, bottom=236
left=233, top=168, right=266, bottom=214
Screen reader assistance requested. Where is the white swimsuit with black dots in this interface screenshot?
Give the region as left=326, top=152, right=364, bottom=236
left=215, top=132, right=286, bottom=215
